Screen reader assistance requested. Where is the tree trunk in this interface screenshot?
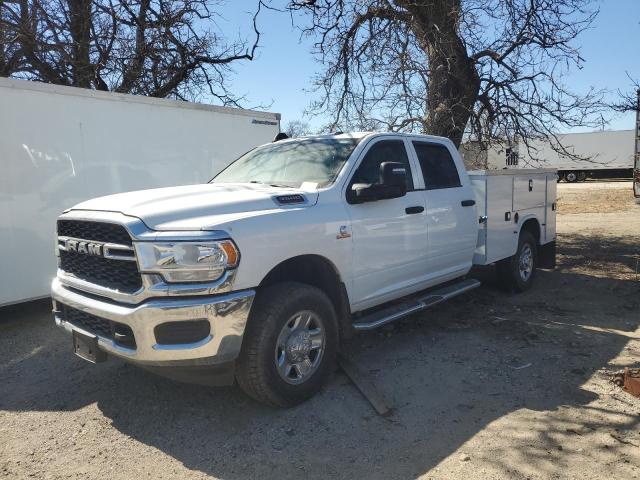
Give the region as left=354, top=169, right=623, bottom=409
left=405, top=0, right=480, bottom=146
left=68, top=0, right=93, bottom=88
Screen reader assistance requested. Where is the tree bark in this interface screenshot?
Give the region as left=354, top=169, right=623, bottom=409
left=403, top=0, right=480, bottom=146
left=68, top=0, right=93, bottom=88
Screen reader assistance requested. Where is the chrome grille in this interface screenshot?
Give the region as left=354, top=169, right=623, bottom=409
left=59, top=251, right=142, bottom=292
left=57, top=219, right=142, bottom=293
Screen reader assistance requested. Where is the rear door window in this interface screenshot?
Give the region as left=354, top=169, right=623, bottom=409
left=412, top=142, right=461, bottom=190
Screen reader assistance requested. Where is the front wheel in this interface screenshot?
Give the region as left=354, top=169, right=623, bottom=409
left=496, top=230, right=537, bottom=293
left=236, top=282, right=338, bottom=407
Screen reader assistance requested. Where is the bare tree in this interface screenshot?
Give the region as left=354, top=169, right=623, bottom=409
left=0, top=0, right=263, bottom=104
left=613, top=81, right=640, bottom=113
left=289, top=0, right=606, bottom=154
left=284, top=119, right=313, bottom=137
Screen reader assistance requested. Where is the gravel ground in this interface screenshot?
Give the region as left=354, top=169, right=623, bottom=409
left=1, top=180, right=639, bottom=480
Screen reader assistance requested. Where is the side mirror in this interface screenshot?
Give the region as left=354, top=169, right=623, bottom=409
left=380, top=162, right=408, bottom=194
left=348, top=161, right=408, bottom=203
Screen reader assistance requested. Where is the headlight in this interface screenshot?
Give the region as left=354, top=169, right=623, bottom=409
left=135, top=240, right=239, bottom=283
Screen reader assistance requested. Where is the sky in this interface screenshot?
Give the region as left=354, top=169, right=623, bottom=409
left=216, top=0, right=639, bottom=133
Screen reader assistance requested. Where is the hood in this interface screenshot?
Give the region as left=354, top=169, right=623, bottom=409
left=70, top=183, right=318, bottom=230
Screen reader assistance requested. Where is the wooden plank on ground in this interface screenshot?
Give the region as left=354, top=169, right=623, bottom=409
left=338, top=354, right=393, bottom=417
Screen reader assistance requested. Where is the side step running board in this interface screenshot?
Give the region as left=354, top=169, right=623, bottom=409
left=352, top=278, right=481, bottom=331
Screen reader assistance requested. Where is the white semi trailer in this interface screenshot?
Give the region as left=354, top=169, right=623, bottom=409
left=462, top=130, right=635, bottom=183
left=0, top=77, right=280, bottom=306
left=521, top=130, right=634, bottom=183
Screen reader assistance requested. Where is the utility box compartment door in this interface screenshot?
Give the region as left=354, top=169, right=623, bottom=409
left=485, top=174, right=519, bottom=264
left=470, top=175, right=488, bottom=264
left=545, top=176, right=557, bottom=243
left=513, top=175, right=546, bottom=211
left=470, top=172, right=519, bottom=265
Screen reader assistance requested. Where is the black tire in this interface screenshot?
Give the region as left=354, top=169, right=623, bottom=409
left=236, top=282, right=338, bottom=407
left=496, top=230, right=537, bottom=293
left=576, top=171, right=588, bottom=182
left=564, top=171, right=579, bottom=183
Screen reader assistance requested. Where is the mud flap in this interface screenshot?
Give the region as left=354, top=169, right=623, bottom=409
left=538, top=241, right=556, bottom=269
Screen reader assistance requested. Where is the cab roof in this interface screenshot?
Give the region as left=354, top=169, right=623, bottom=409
left=280, top=131, right=451, bottom=144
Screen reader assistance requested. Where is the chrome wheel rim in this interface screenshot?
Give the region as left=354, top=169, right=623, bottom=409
left=275, top=311, right=325, bottom=385
left=519, top=244, right=533, bottom=281
left=566, top=172, right=577, bottom=182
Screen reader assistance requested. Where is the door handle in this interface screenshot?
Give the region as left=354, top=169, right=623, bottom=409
left=461, top=199, right=475, bottom=207
left=405, top=206, right=424, bottom=214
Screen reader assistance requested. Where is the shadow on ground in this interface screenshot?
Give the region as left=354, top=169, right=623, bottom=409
left=1, top=232, right=639, bottom=479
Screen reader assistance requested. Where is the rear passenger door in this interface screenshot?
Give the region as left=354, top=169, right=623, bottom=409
left=410, top=140, right=477, bottom=277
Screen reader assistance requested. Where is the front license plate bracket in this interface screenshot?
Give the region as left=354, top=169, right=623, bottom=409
left=72, top=330, right=107, bottom=363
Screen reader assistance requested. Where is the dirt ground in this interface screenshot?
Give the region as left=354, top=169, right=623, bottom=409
left=557, top=179, right=638, bottom=214
left=1, top=180, right=639, bottom=480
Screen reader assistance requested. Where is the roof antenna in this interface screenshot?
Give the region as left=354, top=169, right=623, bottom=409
left=273, top=132, right=289, bottom=142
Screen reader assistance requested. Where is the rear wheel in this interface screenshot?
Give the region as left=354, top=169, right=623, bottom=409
left=576, top=171, right=588, bottom=182
left=496, top=230, right=537, bottom=293
left=236, top=282, right=338, bottom=407
left=564, top=172, right=578, bottom=183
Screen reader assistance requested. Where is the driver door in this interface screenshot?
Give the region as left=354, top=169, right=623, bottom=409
left=345, top=138, right=428, bottom=311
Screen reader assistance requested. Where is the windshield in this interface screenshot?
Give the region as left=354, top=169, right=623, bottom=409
left=211, top=137, right=361, bottom=188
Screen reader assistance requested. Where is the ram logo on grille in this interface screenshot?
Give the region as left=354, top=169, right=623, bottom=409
left=65, top=239, right=103, bottom=256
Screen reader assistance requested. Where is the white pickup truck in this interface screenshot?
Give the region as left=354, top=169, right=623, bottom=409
left=51, top=132, right=557, bottom=406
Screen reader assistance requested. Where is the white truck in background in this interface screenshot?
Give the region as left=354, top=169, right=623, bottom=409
left=51, top=132, right=557, bottom=406
left=0, top=77, right=280, bottom=306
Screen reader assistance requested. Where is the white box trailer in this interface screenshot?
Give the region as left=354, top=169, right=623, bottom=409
left=461, top=131, right=634, bottom=183
left=0, top=78, right=280, bottom=306
left=470, top=169, right=557, bottom=265
left=519, top=131, right=634, bottom=182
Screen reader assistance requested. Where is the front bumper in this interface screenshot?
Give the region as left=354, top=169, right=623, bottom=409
left=51, top=277, right=255, bottom=367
